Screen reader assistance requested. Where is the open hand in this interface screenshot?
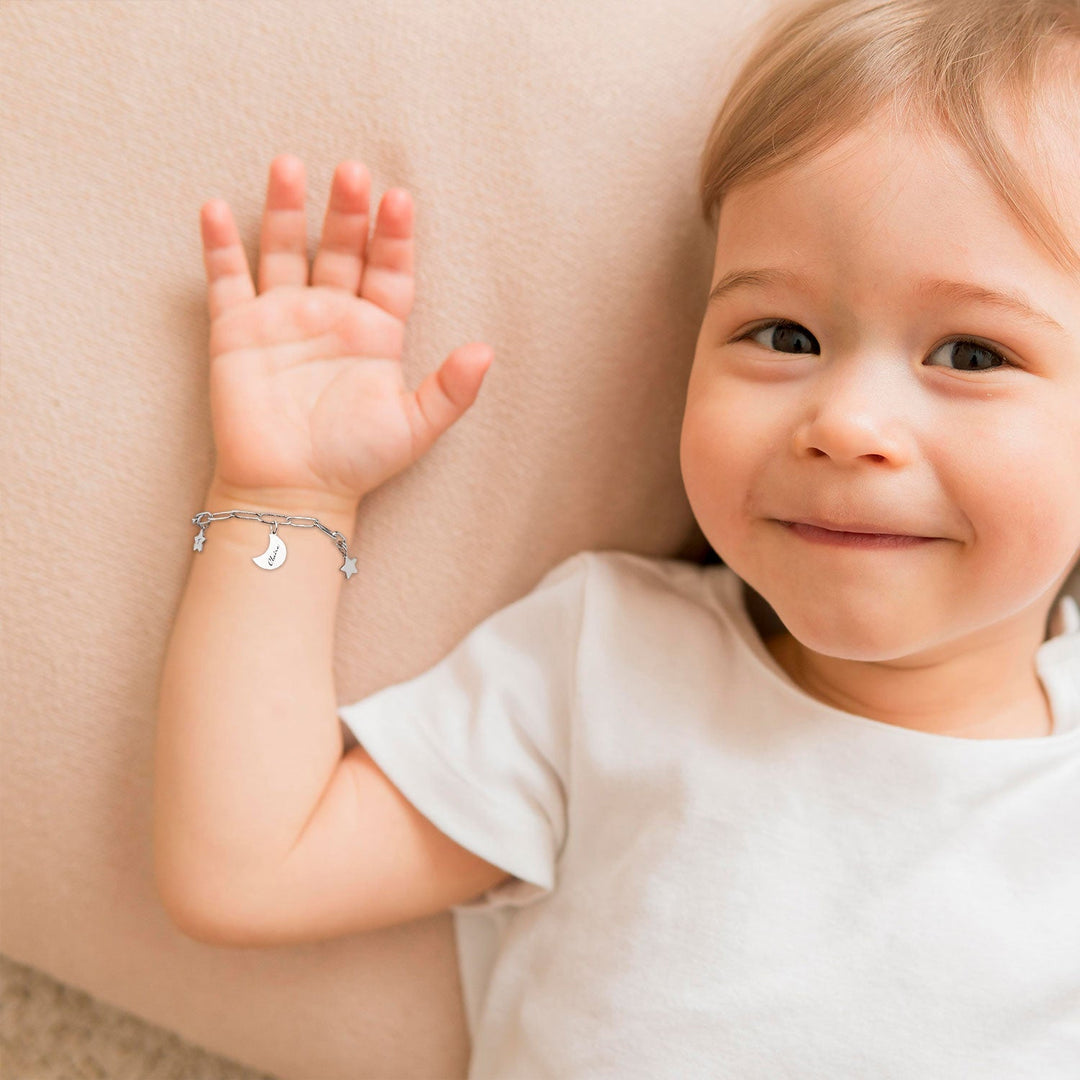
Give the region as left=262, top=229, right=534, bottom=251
left=200, top=155, right=493, bottom=508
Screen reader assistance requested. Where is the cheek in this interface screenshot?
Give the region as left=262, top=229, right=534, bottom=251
left=993, top=405, right=1074, bottom=490
left=972, top=457, right=1079, bottom=561
left=680, top=388, right=760, bottom=524
left=681, top=393, right=727, bottom=483
left=939, top=406, right=1080, bottom=569
left=681, top=375, right=775, bottom=478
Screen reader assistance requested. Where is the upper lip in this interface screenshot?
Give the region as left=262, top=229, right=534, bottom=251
left=781, top=517, right=928, bottom=537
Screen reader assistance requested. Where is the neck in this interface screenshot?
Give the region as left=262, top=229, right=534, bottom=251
left=764, top=627, right=1054, bottom=740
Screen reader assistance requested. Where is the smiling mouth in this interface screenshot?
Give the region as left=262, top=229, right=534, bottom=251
left=779, top=521, right=936, bottom=548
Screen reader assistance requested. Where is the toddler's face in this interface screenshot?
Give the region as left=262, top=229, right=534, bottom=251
left=681, top=113, right=1080, bottom=663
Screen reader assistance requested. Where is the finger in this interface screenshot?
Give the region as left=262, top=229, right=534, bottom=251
left=311, top=160, right=372, bottom=293
left=200, top=199, right=256, bottom=322
left=407, top=343, right=494, bottom=461
left=257, top=154, right=309, bottom=292
left=359, top=187, right=415, bottom=322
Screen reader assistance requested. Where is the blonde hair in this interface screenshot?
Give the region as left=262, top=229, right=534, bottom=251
left=699, top=0, right=1080, bottom=274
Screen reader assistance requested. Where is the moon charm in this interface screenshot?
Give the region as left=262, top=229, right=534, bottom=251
left=252, top=530, right=288, bottom=571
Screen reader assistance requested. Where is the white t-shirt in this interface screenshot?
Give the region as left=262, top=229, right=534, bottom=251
left=337, top=551, right=1080, bottom=1079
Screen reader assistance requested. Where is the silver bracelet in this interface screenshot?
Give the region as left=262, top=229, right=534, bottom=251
left=192, top=509, right=358, bottom=580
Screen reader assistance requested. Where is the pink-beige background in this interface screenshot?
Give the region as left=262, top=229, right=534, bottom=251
left=5, top=2, right=1077, bottom=1078
left=1, top=1, right=757, bottom=1076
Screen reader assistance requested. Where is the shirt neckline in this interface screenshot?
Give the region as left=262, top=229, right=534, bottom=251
left=711, top=566, right=1080, bottom=746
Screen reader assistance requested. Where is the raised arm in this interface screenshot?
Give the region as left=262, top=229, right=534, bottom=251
left=153, top=156, right=501, bottom=944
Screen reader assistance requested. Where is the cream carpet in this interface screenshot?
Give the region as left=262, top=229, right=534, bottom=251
left=0, top=955, right=278, bottom=1080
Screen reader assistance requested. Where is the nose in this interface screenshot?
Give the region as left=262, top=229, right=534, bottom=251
left=791, top=354, right=918, bottom=467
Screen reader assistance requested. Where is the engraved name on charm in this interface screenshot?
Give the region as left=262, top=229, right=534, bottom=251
left=252, top=527, right=287, bottom=570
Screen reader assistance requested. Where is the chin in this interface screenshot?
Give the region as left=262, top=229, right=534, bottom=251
left=769, top=604, right=934, bottom=664
left=790, top=633, right=918, bottom=664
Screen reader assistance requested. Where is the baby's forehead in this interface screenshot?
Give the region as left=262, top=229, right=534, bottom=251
left=712, top=109, right=1080, bottom=325
left=877, top=85, right=1080, bottom=274
left=991, top=55, right=1080, bottom=236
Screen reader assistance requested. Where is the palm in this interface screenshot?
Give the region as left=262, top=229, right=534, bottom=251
left=200, top=156, right=492, bottom=504
left=210, top=284, right=415, bottom=498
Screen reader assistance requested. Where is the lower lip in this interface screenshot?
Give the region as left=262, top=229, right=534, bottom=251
left=781, top=522, right=936, bottom=548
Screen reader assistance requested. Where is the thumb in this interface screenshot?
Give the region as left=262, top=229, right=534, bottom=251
left=408, top=343, right=494, bottom=460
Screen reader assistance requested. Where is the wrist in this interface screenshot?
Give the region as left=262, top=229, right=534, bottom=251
left=203, top=479, right=361, bottom=550
left=206, top=477, right=361, bottom=521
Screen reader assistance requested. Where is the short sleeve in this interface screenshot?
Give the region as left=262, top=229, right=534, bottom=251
left=336, top=552, right=591, bottom=912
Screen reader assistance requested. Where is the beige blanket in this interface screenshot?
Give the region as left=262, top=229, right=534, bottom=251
left=5, top=2, right=1077, bottom=1078
left=1, top=1, right=769, bottom=1076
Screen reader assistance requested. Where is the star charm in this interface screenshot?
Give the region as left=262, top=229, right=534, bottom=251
left=340, top=556, right=358, bottom=580
left=193, top=530, right=206, bottom=552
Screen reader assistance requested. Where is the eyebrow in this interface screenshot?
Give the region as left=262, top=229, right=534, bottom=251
left=707, top=268, right=1065, bottom=333
left=707, top=267, right=808, bottom=307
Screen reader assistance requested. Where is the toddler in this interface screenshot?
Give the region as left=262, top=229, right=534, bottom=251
left=154, top=0, right=1080, bottom=1075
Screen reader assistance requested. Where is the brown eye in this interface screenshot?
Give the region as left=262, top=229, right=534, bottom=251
left=926, top=340, right=1012, bottom=372
left=746, top=321, right=820, bottom=354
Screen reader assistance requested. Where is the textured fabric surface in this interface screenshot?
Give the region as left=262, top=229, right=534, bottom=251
left=0, top=954, right=278, bottom=1080
left=0, top=1, right=763, bottom=1077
